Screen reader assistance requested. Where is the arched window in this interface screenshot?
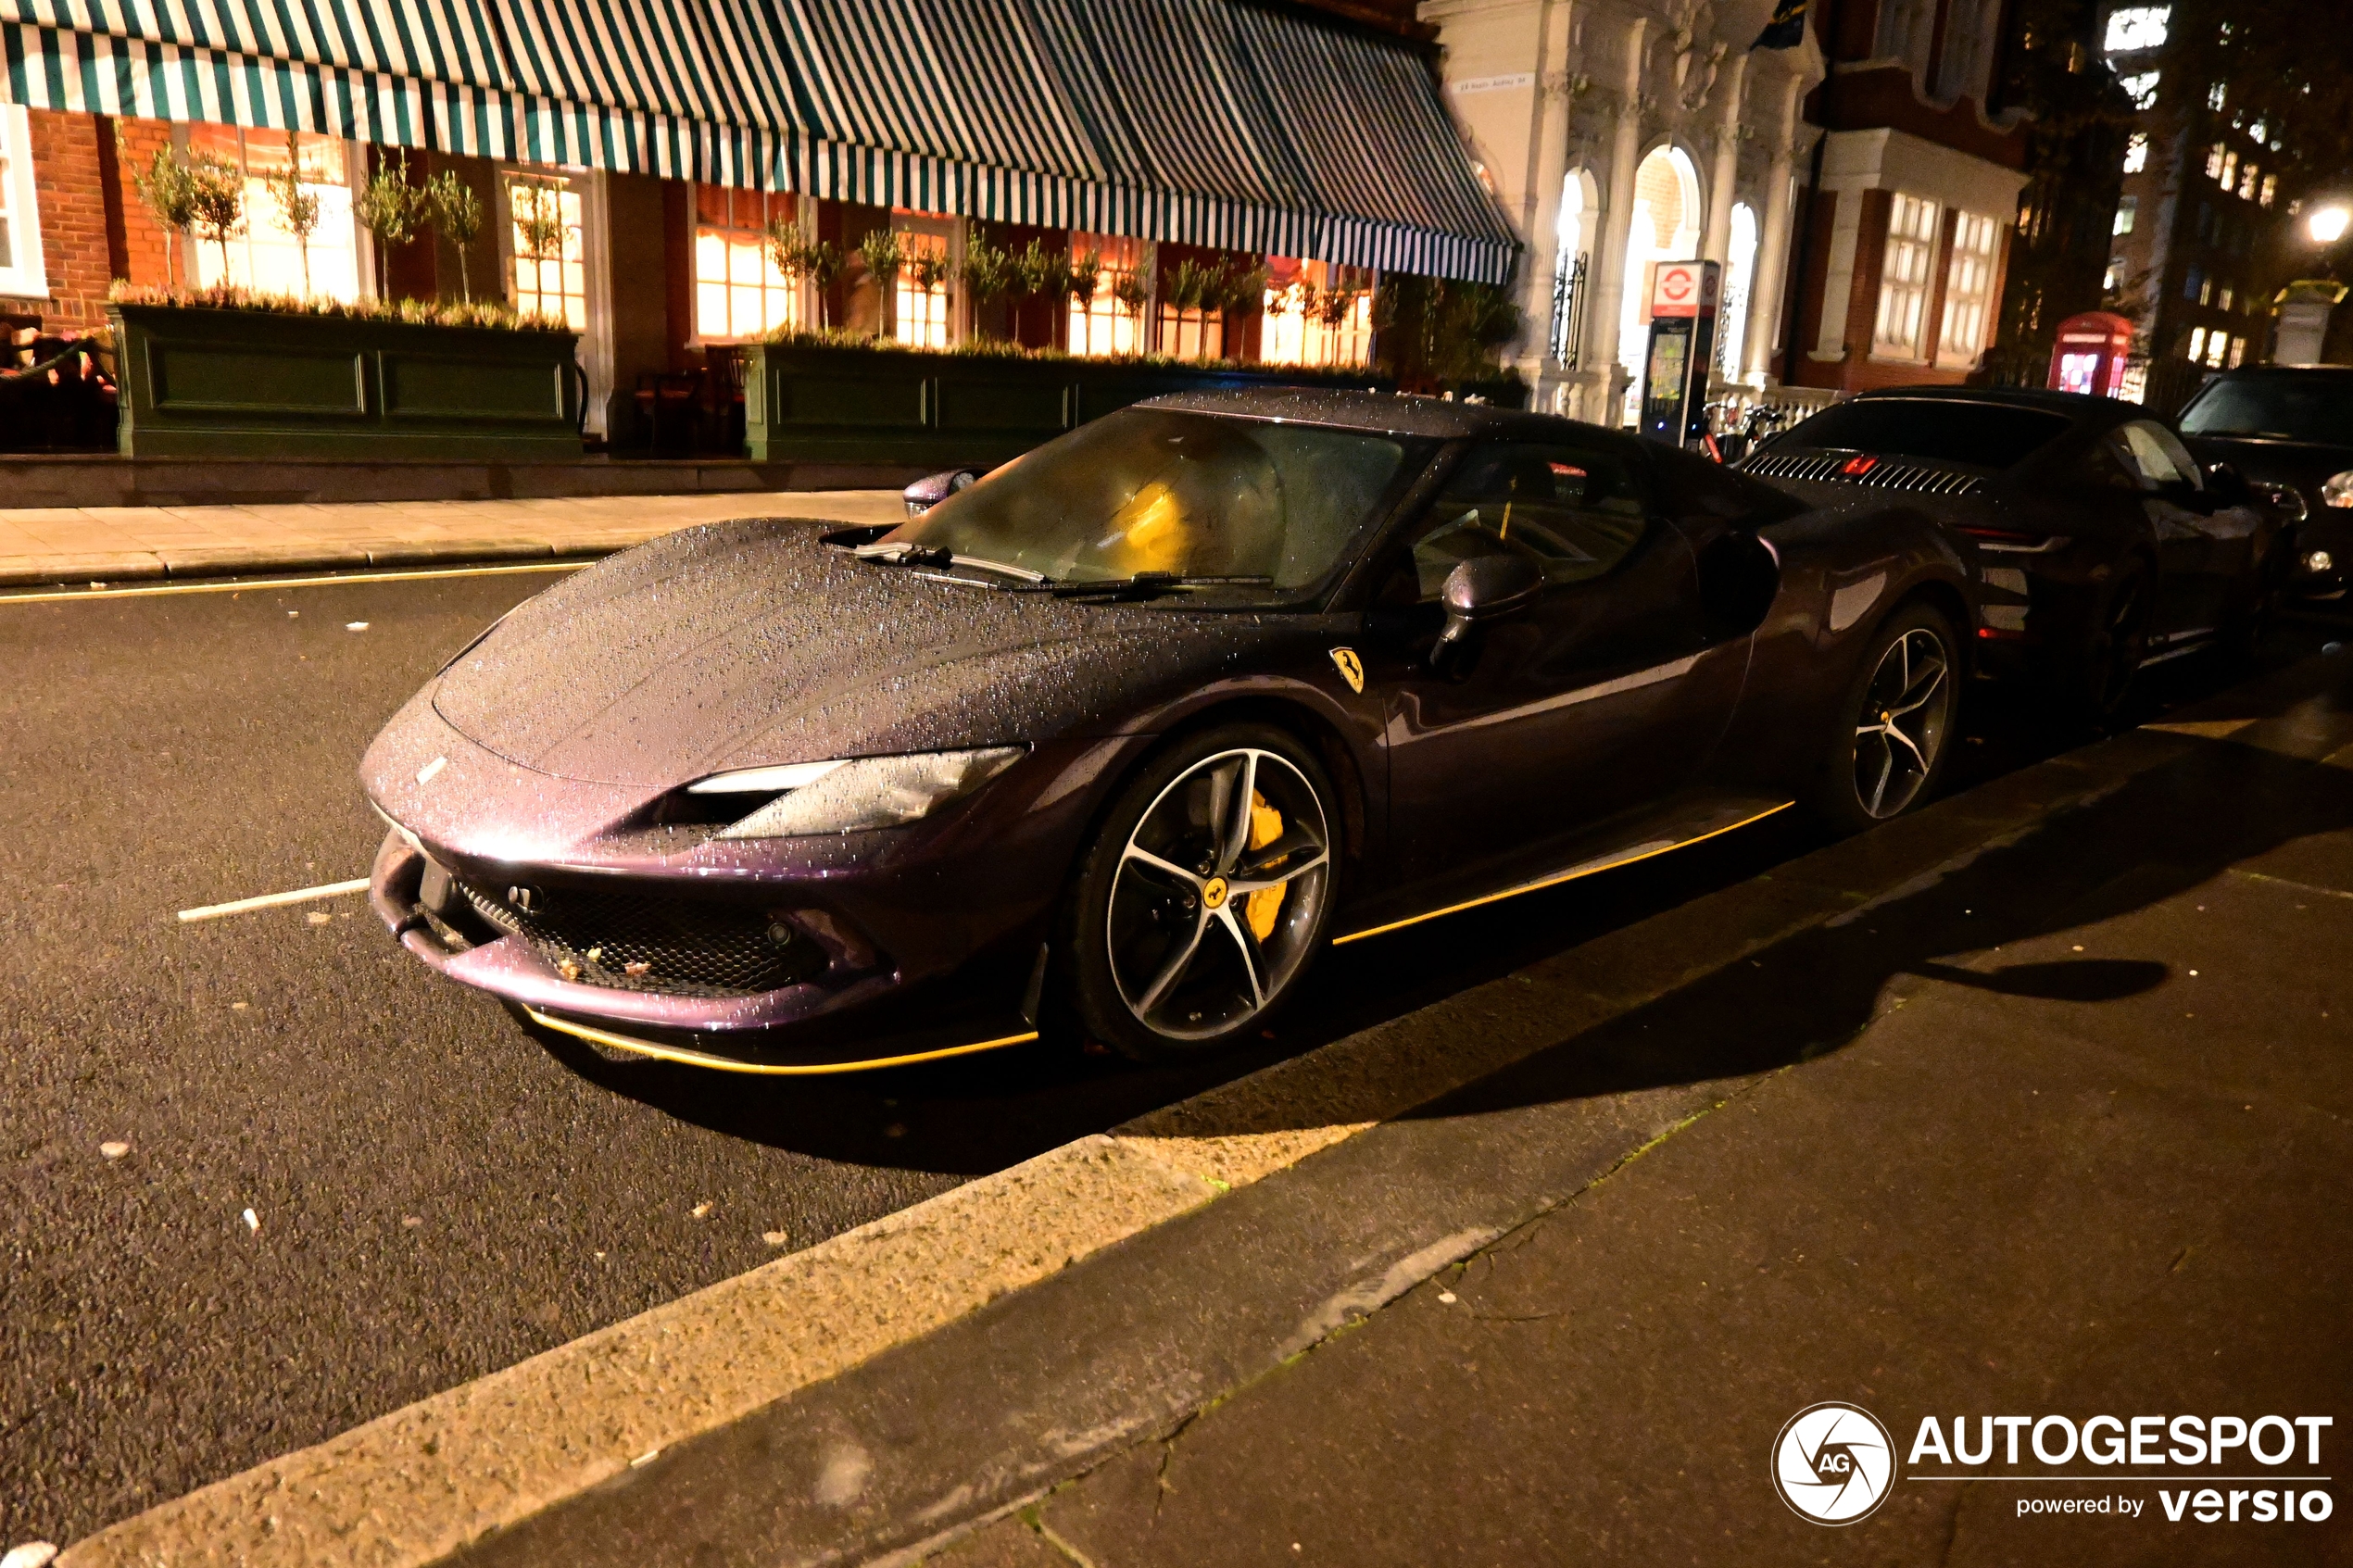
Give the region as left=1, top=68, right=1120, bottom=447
left=1619, top=145, right=1701, bottom=424
left=1719, top=201, right=1758, bottom=378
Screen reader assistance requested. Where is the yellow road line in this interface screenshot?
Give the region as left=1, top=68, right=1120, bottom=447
left=0, top=559, right=587, bottom=605
left=1333, top=800, right=1795, bottom=946
left=177, top=877, right=373, bottom=922
left=522, top=1007, right=1039, bottom=1075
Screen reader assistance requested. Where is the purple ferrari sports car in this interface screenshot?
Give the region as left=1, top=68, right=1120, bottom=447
left=364, top=389, right=1982, bottom=1071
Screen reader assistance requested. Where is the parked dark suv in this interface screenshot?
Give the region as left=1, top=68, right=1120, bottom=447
left=2177, top=366, right=2353, bottom=597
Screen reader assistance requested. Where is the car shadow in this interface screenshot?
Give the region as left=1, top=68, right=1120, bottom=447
left=528, top=638, right=2348, bottom=1177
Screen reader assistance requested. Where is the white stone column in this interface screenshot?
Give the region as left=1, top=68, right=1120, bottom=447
left=1700, top=51, right=1748, bottom=266
left=1583, top=16, right=1649, bottom=418
left=1743, top=69, right=1806, bottom=383
left=1515, top=0, right=1578, bottom=383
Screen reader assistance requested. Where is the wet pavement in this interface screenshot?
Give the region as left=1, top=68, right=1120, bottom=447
left=1, top=562, right=2342, bottom=1549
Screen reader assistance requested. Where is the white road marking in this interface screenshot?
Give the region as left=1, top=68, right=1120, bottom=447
left=177, top=878, right=372, bottom=923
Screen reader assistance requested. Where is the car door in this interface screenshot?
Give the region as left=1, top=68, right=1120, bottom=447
left=1370, top=437, right=1750, bottom=900
left=2110, top=418, right=2238, bottom=634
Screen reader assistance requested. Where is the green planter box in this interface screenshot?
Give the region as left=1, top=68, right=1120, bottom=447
left=109, top=304, right=585, bottom=461
left=742, top=342, right=1389, bottom=465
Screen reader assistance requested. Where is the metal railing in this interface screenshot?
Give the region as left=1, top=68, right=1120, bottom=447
left=1549, top=252, right=1588, bottom=370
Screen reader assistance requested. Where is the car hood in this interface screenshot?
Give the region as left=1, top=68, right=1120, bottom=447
left=428, top=519, right=1269, bottom=786
left=2182, top=433, right=2353, bottom=491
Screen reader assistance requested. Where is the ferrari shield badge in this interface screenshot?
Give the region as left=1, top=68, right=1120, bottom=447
left=1329, top=647, right=1365, bottom=694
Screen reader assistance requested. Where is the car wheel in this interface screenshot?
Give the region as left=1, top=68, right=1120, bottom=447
left=1806, top=602, right=1960, bottom=836
left=1063, top=724, right=1338, bottom=1061
left=2061, top=562, right=2154, bottom=723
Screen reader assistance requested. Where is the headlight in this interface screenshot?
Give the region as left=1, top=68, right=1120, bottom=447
left=2323, top=470, right=2353, bottom=508
left=695, top=746, right=1025, bottom=838
left=2258, top=482, right=2309, bottom=521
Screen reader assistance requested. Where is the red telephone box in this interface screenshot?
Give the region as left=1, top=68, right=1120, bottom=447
left=2047, top=311, right=2136, bottom=398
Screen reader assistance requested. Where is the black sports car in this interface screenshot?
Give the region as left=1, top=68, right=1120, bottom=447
left=2177, top=365, right=2353, bottom=598
left=1744, top=387, right=2286, bottom=716
left=364, top=389, right=1982, bottom=1071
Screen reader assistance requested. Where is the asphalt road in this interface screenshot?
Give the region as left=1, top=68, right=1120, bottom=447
left=1, top=564, right=2340, bottom=1549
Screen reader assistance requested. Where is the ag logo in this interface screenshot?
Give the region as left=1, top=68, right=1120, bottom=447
left=1328, top=646, right=1365, bottom=694
left=1772, top=1402, right=1895, bottom=1524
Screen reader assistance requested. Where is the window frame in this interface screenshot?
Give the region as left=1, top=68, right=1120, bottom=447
left=890, top=210, right=963, bottom=349
left=688, top=185, right=805, bottom=345
left=1934, top=211, right=2000, bottom=370
left=0, top=105, right=48, bottom=300
left=1384, top=437, right=1658, bottom=605
left=178, top=124, right=366, bottom=301
left=1871, top=192, right=1942, bottom=363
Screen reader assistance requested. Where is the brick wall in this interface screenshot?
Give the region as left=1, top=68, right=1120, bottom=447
left=14, top=108, right=111, bottom=327
left=108, top=116, right=178, bottom=291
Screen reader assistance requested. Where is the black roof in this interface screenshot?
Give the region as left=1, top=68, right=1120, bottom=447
left=1844, top=383, right=2133, bottom=420
left=1148, top=385, right=1591, bottom=442
left=2193, top=363, right=2353, bottom=381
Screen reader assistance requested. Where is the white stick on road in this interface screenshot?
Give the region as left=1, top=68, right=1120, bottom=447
left=177, top=878, right=372, bottom=923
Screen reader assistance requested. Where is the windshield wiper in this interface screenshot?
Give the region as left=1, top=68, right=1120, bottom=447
left=850, top=541, right=1045, bottom=583
left=1017, top=572, right=1277, bottom=598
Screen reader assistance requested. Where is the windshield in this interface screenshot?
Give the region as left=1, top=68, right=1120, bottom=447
left=1774, top=399, right=2072, bottom=470
left=880, top=408, right=1418, bottom=597
left=2179, top=377, right=2353, bottom=444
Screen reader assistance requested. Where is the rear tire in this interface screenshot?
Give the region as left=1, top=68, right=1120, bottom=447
left=1805, top=601, right=1961, bottom=837
left=1062, top=724, right=1338, bottom=1062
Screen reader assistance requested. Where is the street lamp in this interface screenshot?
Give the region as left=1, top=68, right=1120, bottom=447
left=2312, top=207, right=2352, bottom=245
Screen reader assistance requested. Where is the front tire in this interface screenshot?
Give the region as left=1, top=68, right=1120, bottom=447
left=1063, top=724, right=1338, bottom=1061
left=1806, top=602, right=1960, bottom=836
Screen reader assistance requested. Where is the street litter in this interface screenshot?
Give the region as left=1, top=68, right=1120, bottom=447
left=691, top=1202, right=712, bottom=1219
left=402, top=1215, right=422, bottom=1228
left=307, top=910, right=333, bottom=925
left=177, top=878, right=371, bottom=922
left=346, top=621, right=369, bottom=631
left=99, top=1141, right=129, bottom=1160
left=2, top=1541, right=61, bottom=1568
left=763, top=1230, right=790, bottom=1247
left=242, top=1207, right=260, bottom=1233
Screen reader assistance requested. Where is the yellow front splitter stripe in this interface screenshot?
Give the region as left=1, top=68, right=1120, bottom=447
left=522, top=1006, right=1038, bottom=1075
left=0, top=559, right=587, bottom=605
left=1333, top=800, right=1795, bottom=946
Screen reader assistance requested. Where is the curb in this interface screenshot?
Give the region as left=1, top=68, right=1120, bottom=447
left=0, top=535, right=664, bottom=589
left=53, top=654, right=2347, bottom=1568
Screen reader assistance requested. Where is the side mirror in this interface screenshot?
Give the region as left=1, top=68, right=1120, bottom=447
left=1431, top=554, right=1543, bottom=672
left=2204, top=460, right=2252, bottom=506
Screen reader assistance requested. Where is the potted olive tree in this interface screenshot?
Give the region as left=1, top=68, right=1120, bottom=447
left=107, top=146, right=585, bottom=460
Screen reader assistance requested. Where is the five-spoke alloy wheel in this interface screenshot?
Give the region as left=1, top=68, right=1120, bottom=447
left=1810, top=603, right=1959, bottom=835
left=1065, top=725, right=1336, bottom=1060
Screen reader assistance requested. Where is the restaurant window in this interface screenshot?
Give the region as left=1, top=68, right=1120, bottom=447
left=1158, top=262, right=1227, bottom=360
left=1259, top=258, right=1375, bottom=369
left=1068, top=232, right=1147, bottom=356
left=0, top=105, right=45, bottom=300
left=891, top=211, right=958, bottom=349
left=693, top=185, right=801, bottom=342
left=1872, top=193, right=1939, bottom=360
left=503, top=171, right=585, bottom=329
left=183, top=125, right=361, bottom=300
left=1936, top=212, right=1999, bottom=369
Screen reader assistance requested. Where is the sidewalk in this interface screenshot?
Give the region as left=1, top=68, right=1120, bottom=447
left=470, top=659, right=2353, bottom=1568
left=0, top=490, right=905, bottom=586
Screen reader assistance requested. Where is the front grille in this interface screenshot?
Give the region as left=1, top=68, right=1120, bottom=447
left=1741, top=452, right=1989, bottom=496
left=458, top=880, right=826, bottom=997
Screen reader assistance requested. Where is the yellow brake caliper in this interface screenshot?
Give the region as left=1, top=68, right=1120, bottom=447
left=1245, top=791, right=1284, bottom=941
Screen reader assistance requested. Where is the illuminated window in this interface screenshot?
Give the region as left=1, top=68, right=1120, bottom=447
left=2105, top=257, right=2123, bottom=292
left=2115, top=196, right=2137, bottom=235
left=891, top=211, right=958, bottom=349
left=2226, top=334, right=2246, bottom=368
left=2261, top=173, right=2278, bottom=207
left=1936, top=212, right=1999, bottom=369
left=2187, top=326, right=2207, bottom=361
left=1067, top=232, right=1147, bottom=357
left=0, top=106, right=50, bottom=299
left=2219, top=284, right=2233, bottom=310
left=2123, top=135, right=2149, bottom=174
left=1260, top=257, right=1375, bottom=369
left=2103, top=6, right=2169, bottom=52
left=2238, top=163, right=2259, bottom=200
left=2205, top=332, right=2228, bottom=369
left=184, top=124, right=360, bottom=300
left=692, top=185, right=800, bottom=342
left=2220, top=150, right=2238, bottom=189
left=1872, top=193, right=1939, bottom=359
left=2199, top=276, right=2213, bottom=306
left=2120, top=71, right=2160, bottom=109
left=1157, top=257, right=1229, bottom=360
left=2208, top=82, right=2226, bottom=111
left=504, top=172, right=585, bottom=329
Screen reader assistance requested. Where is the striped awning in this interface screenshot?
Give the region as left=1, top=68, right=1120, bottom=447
left=1, top=0, right=1518, bottom=282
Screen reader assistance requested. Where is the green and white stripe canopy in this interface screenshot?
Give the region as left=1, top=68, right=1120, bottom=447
left=2, top=0, right=1519, bottom=282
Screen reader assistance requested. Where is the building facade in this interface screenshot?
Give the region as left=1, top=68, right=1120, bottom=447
left=0, top=0, right=1515, bottom=444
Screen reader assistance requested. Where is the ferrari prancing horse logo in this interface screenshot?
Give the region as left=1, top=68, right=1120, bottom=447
left=1329, top=647, right=1365, bottom=694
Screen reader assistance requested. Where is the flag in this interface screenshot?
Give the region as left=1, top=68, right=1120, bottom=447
left=1753, top=0, right=1807, bottom=49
